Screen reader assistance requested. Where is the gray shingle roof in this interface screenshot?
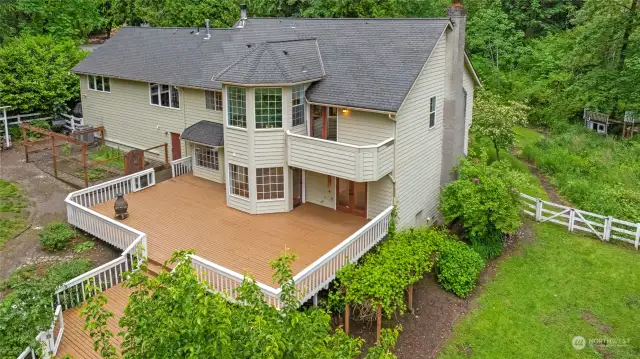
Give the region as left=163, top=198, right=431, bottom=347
left=181, top=121, right=224, bottom=147
left=72, top=18, right=450, bottom=112
left=215, top=39, right=325, bottom=84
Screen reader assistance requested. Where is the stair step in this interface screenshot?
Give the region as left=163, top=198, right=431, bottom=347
left=145, top=259, right=166, bottom=276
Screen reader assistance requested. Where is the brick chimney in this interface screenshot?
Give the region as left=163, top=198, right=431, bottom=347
left=440, top=0, right=468, bottom=186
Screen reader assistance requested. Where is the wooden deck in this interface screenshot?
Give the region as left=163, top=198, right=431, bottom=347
left=91, top=175, right=367, bottom=285
left=55, top=284, right=132, bottom=359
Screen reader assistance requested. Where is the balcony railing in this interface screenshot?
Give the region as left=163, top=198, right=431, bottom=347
left=286, top=131, right=394, bottom=182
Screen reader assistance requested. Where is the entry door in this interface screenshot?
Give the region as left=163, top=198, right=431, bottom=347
left=292, top=168, right=303, bottom=208
left=336, top=178, right=367, bottom=217
left=310, top=105, right=337, bottom=141
left=171, top=133, right=181, bottom=160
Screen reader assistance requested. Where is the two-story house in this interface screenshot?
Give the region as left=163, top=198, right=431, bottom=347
left=71, top=4, right=480, bottom=230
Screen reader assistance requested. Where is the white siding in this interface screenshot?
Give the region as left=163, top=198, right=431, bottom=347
left=80, top=76, right=219, bottom=161
left=225, top=127, right=249, bottom=165
left=338, top=110, right=394, bottom=146
left=394, top=32, right=447, bottom=229
left=462, top=68, right=475, bottom=155
left=305, top=171, right=335, bottom=209
left=254, top=130, right=285, bottom=167
left=368, top=175, right=394, bottom=219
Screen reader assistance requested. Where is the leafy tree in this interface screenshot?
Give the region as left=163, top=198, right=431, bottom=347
left=440, top=152, right=527, bottom=258
left=134, top=0, right=237, bottom=28
left=301, top=0, right=448, bottom=18
left=93, top=0, right=144, bottom=38
left=501, top=0, right=580, bottom=38
left=0, top=35, right=87, bottom=114
left=471, top=90, right=529, bottom=160
left=82, top=250, right=397, bottom=358
left=0, top=0, right=102, bottom=43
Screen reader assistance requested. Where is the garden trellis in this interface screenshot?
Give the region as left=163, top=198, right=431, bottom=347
left=520, top=193, right=640, bottom=249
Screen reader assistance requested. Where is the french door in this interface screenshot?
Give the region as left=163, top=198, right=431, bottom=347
left=336, top=178, right=367, bottom=217
left=292, top=168, right=303, bottom=208
left=310, top=105, right=337, bottom=141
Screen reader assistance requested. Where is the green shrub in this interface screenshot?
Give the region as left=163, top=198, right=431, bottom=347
left=72, top=240, right=94, bottom=253
left=440, top=151, right=526, bottom=259
left=39, top=221, right=75, bottom=251
left=437, top=239, right=485, bottom=298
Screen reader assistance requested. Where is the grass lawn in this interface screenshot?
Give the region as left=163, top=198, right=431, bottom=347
left=0, top=180, right=27, bottom=246
left=88, top=145, right=125, bottom=169
left=438, top=222, right=640, bottom=359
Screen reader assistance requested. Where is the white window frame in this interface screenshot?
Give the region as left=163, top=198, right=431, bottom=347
left=205, top=90, right=223, bottom=111
left=292, top=85, right=305, bottom=127
left=194, top=144, right=219, bottom=171
left=429, top=96, right=436, bottom=128
left=255, top=87, right=283, bottom=129
left=256, top=167, right=285, bottom=201
left=149, top=83, right=180, bottom=109
left=88, top=75, right=110, bottom=93
left=227, top=86, right=247, bottom=129
left=228, top=163, right=249, bottom=199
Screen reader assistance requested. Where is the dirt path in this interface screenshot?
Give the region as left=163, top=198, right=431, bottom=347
left=0, top=147, right=119, bottom=282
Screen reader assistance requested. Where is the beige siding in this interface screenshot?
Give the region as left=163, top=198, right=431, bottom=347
left=254, top=130, right=285, bottom=167
left=462, top=68, right=475, bottom=155
left=225, top=127, right=249, bottom=164
left=394, top=32, right=447, bottom=229
left=256, top=199, right=288, bottom=214
left=338, top=110, right=394, bottom=146
left=289, top=137, right=358, bottom=179
left=80, top=76, right=220, bottom=161
left=305, top=171, right=335, bottom=209
left=368, top=175, right=394, bottom=219
left=183, top=88, right=223, bottom=125
left=186, top=142, right=225, bottom=184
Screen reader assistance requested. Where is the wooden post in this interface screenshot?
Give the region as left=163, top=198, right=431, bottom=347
left=100, top=128, right=105, bottom=146
left=376, top=303, right=382, bottom=343
left=51, top=136, right=57, bottom=177
left=535, top=198, right=543, bottom=221
left=344, top=302, right=350, bottom=334
left=82, top=143, right=88, bottom=187
left=634, top=223, right=640, bottom=250
left=603, top=216, right=613, bottom=242
left=22, top=126, right=28, bottom=162
left=568, top=209, right=575, bottom=232
left=407, top=284, right=414, bottom=312
left=164, top=143, right=169, bottom=168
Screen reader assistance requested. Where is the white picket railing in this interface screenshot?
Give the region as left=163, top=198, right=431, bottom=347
left=3, top=112, right=53, bottom=127
left=293, top=206, right=393, bottom=303
left=171, top=156, right=193, bottom=177
left=190, top=254, right=283, bottom=308
left=521, top=193, right=640, bottom=249
left=16, top=305, right=64, bottom=359
left=58, top=113, right=84, bottom=132
left=16, top=347, right=35, bottom=359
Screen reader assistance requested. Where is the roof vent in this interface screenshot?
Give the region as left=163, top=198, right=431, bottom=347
left=283, top=50, right=288, bottom=55
left=204, top=19, right=211, bottom=40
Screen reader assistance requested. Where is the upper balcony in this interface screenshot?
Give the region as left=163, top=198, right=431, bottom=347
left=286, top=131, right=394, bottom=182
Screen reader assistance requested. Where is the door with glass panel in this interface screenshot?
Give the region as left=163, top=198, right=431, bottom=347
left=336, top=178, right=367, bottom=217
left=292, top=168, right=303, bottom=208
left=310, top=105, right=337, bottom=141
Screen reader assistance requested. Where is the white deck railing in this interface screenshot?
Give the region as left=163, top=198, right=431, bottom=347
left=16, top=305, right=64, bottom=359
left=171, top=156, right=193, bottom=177
left=521, top=193, right=640, bottom=249
left=293, top=206, right=394, bottom=303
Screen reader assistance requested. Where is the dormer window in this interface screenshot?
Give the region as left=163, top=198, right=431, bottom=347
left=88, top=75, right=110, bottom=92
left=150, top=83, right=179, bottom=109
left=255, top=88, right=282, bottom=129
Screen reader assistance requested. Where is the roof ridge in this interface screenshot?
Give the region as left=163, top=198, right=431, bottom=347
left=263, top=43, right=291, bottom=83
left=213, top=42, right=267, bottom=81
left=264, top=38, right=317, bottom=44
left=247, top=17, right=451, bottom=21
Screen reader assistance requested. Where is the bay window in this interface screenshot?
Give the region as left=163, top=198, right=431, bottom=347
left=255, top=88, right=282, bottom=129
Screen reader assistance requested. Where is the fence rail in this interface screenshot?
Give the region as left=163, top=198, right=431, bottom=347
left=58, top=113, right=84, bottom=132
left=521, top=193, right=640, bottom=249
left=171, top=156, right=193, bottom=177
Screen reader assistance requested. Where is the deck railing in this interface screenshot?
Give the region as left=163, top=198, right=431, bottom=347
left=171, top=156, right=193, bottom=177
left=16, top=305, right=64, bottom=359
left=293, top=206, right=394, bottom=304
left=521, top=193, right=640, bottom=249
left=190, top=255, right=283, bottom=308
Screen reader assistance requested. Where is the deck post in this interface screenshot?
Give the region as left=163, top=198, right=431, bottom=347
left=82, top=143, right=88, bottom=187
left=312, top=293, right=318, bottom=307
left=376, top=303, right=382, bottom=343
left=51, top=136, right=57, bottom=177
left=407, top=284, right=413, bottom=312
left=535, top=198, right=542, bottom=221
left=164, top=143, right=169, bottom=168
left=344, top=302, right=350, bottom=334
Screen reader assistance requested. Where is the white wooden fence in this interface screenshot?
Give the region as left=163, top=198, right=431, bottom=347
left=171, top=156, right=193, bottom=177
left=16, top=305, right=64, bottom=359
left=521, top=193, right=640, bottom=249
left=0, top=111, right=83, bottom=148
left=58, top=113, right=84, bottom=132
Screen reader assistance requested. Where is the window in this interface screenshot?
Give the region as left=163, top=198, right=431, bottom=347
left=229, top=163, right=249, bottom=198
left=88, top=75, right=110, bottom=93
left=205, top=91, right=223, bottom=111
left=194, top=145, right=219, bottom=170
left=255, top=88, right=282, bottom=129
left=292, top=85, right=305, bottom=127
left=227, top=87, right=246, bottom=128
left=150, top=83, right=179, bottom=108
left=256, top=167, right=284, bottom=200
left=429, top=96, right=436, bottom=128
